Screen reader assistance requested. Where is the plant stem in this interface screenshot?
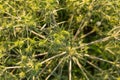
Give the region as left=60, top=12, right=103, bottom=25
left=69, top=57, right=72, bottom=80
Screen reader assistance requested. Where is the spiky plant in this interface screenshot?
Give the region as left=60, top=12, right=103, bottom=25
left=0, top=0, right=120, bottom=80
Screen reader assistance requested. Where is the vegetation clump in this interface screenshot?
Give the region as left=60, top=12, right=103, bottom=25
left=0, top=0, right=120, bottom=80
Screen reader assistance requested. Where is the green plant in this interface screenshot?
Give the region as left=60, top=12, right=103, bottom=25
left=0, top=0, right=120, bottom=80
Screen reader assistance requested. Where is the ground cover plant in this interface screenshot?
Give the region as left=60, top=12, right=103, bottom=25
left=0, top=0, right=120, bottom=80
